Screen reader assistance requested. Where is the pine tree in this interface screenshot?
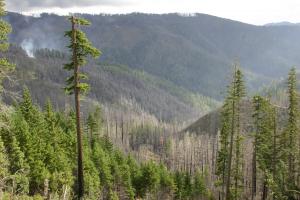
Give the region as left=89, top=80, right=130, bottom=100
left=287, top=67, right=298, bottom=184
left=64, top=16, right=101, bottom=199
left=91, top=140, right=114, bottom=199
left=216, top=65, right=246, bottom=200
left=15, top=88, right=49, bottom=195
left=134, top=162, right=160, bottom=198
left=232, top=68, right=245, bottom=200
left=86, top=111, right=99, bottom=148
left=252, top=96, right=275, bottom=200
left=0, top=0, right=14, bottom=92
left=158, top=164, right=175, bottom=198
left=193, top=169, right=207, bottom=199
left=43, top=100, right=74, bottom=195
left=0, top=134, right=9, bottom=197
left=216, top=98, right=231, bottom=199
left=174, top=171, right=185, bottom=200
left=0, top=127, right=29, bottom=195
left=280, top=67, right=299, bottom=199
left=183, top=172, right=192, bottom=198
left=252, top=96, right=259, bottom=200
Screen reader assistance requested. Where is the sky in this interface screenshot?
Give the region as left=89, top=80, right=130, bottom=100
left=6, top=0, right=300, bottom=25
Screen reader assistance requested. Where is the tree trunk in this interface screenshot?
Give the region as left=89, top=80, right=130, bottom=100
left=235, top=104, right=241, bottom=200
left=262, top=180, right=268, bottom=200
left=252, top=103, right=259, bottom=200
left=121, top=117, right=124, bottom=144
left=272, top=109, right=277, bottom=200
left=72, top=16, right=84, bottom=199
left=225, top=97, right=235, bottom=200
left=252, top=144, right=256, bottom=200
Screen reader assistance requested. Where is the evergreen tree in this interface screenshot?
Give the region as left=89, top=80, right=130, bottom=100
left=0, top=0, right=14, bottom=92
left=232, top=69, right=245, bottom=200
left=158, top=164, right=175, bottom=198
left=252, top=96, right=275, bottom=200
left=86, top=108, right=101, bottom=148
left=15, top=88, right=49, bottom=195
left=64, top=15, right=101, bottom=199
left=216, top=66, right=246, bottom=200
left=280, top=67, right=299, bottom=199
left=43, top=100, right=74, bottom=195
left=193, top=169, right=207, bottom=199
left=91, top=140, right=114, bottom=199
left=134, top=162, right=160, bottom=198
left=0, top=128, right=29, bottom=195
left=216, top=98, right=231, bottom=199
left=0, top=134, right=9, bottom=196
left=174, top=171, right=185, bottom=200
left=183, top=172, right=192, bottom=199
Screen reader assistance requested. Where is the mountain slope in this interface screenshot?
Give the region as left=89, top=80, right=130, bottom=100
left=3, top=46, right=219, bottom=122
left=182, top=99, right=288, bottom=136
left=6, top=12, right=300, bottom=100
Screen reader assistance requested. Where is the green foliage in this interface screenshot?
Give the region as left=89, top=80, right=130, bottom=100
left=0, top=0, right=14, bottom=92
left=193, top=169, right=207, bottom=198
left=249, top=68, right=300, bottom=199
left=64, top=16, right=101, bottom=95
left=216, top=67, right=246, bottom=200
left=278, top=67, right=300, bottom=199
left=173, top=170, right=209, bottom=200
left=133, top=161, right=160, bottom=198
left=0, top=127, right=29, bottom=194
left=252, top=96, right=275, bottom=172
left=86, top=106, right=103, bottom=147
left=3, top=88, right=181, bottom=199
left=0, top=134, right=9, bottom=188
left=215, top=98, right=231, bottom=190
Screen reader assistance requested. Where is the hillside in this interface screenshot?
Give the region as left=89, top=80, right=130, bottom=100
left=182, top=99, right=288, bottom=136
left=2, top=46, right=219, bottom=122
left=7, top=12, right=300, bottom=100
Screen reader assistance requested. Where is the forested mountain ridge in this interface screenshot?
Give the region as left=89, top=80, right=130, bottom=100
left=6, top=12, right=300, bottom=100
left=2, top=46, right=219, bottom=122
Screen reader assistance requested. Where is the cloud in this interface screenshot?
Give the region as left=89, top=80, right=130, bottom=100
left=7, top=0, right=133, bottom=12
left=6, top=0, right=300, bottom=25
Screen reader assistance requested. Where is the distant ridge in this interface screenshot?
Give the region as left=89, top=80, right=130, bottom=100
left=6, top=12, right=300, bottom=111
left=264, top=21, right=300, bottom=26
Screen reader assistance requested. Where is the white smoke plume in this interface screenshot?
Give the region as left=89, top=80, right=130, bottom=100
left=21, top=39, right=35, bottom=58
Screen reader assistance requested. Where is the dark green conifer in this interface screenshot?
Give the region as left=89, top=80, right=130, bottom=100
left=64, top=16, right=100, bottom=199
left=0, top=0, right=14, bottom=91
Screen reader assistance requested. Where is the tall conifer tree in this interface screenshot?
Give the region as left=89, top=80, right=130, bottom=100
left=252, top=96, right=275, bottom=200
left=281, top=67, right=299, bottom=199
left=64, top=16, right=100, bottom=199
left=217, top=65, right=246, bottom=200
left=0, top=0, right=14, bottom=92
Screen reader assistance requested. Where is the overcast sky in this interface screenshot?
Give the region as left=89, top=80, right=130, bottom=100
left=6, top=0, right=300, bottom=25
